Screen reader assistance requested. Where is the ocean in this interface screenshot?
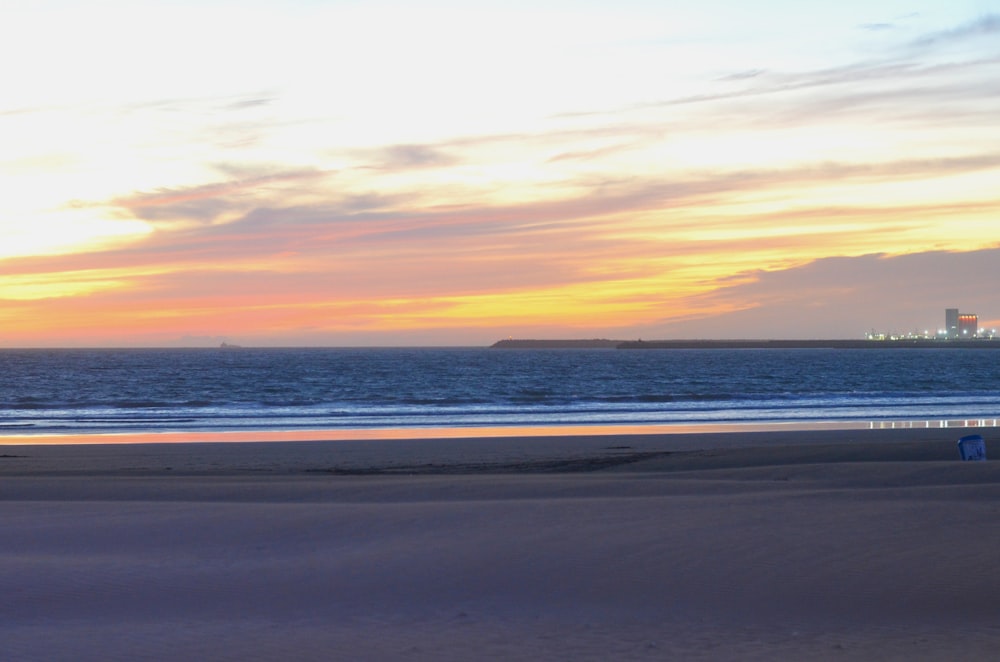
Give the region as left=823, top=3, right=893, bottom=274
left=2, top=347, right=1000, bottom=438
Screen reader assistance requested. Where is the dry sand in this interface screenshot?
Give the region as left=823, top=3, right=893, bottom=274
left=2, top=428, right=999, bottom=660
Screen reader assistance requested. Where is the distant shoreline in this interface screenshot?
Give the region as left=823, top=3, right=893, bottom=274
left=490, top=338, right=623, bottom=348
left=492, top=338, right=1000, bottom=349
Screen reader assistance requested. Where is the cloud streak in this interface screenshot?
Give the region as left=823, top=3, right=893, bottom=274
left=75, top=168, right=327, bottom=228
left=909, top=13, right=1000, bottom=48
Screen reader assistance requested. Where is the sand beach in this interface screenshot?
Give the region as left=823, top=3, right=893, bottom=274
left=2, top=427, right=999, bottom=660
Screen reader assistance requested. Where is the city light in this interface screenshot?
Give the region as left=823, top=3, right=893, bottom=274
left=865, top=309, right=993, bottom=341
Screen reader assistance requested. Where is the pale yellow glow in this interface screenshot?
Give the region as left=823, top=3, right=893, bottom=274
left=0, top=208, right=151, bottom=261
left=0, top=274, right=130, bottom=301
left=0, top=261, right=172, bottom=300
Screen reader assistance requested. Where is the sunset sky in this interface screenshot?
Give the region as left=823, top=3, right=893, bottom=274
left=2, top=1, right=999, bottom=346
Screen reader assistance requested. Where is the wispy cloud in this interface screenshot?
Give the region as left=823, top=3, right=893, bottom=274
left=715, top=68, right=767, bottom=81
left=551, top=12, right=1000, bottom=137
left=641, top=56, right=998, bottom=119
left=859, top=23, right=896, bottom=32
left=368, top=144, right=459, bottom=170
left=107, top=169, right=325, bottom=224
left=910, top=13, right=1000, bottom=48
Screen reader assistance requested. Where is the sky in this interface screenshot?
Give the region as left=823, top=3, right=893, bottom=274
left=2, top=0, right=999, bottom=346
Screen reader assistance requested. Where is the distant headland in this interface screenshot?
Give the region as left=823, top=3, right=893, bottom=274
left=491, top=338, right=1000, bottom=349
left=493, top=307, right=998, bottom=349
left=491, top=339, right=623, bottom=349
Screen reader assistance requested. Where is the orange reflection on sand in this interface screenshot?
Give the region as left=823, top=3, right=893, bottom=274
left=3, top=419, right=996, bottom=445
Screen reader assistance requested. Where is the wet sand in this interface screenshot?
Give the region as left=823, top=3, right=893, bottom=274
left=2, top=428, right=999, bottom=660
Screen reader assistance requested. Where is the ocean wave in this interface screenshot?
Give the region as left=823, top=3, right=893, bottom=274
left=3, top=347, right=1000, bottom=435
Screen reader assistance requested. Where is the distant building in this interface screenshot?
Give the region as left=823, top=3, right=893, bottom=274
left=946, top=308, right=959, bottom=338
left=870, top=309, right=988, bottom=341
left=959, top=314, right=978, bottom=338
left=946, top=308, right=979, bottom=338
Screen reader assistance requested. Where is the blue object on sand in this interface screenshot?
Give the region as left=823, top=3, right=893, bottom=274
left=958, top=434, right=987, bottom=461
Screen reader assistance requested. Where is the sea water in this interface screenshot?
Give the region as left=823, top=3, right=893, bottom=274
left=1, top=347, right=999, bottom=436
